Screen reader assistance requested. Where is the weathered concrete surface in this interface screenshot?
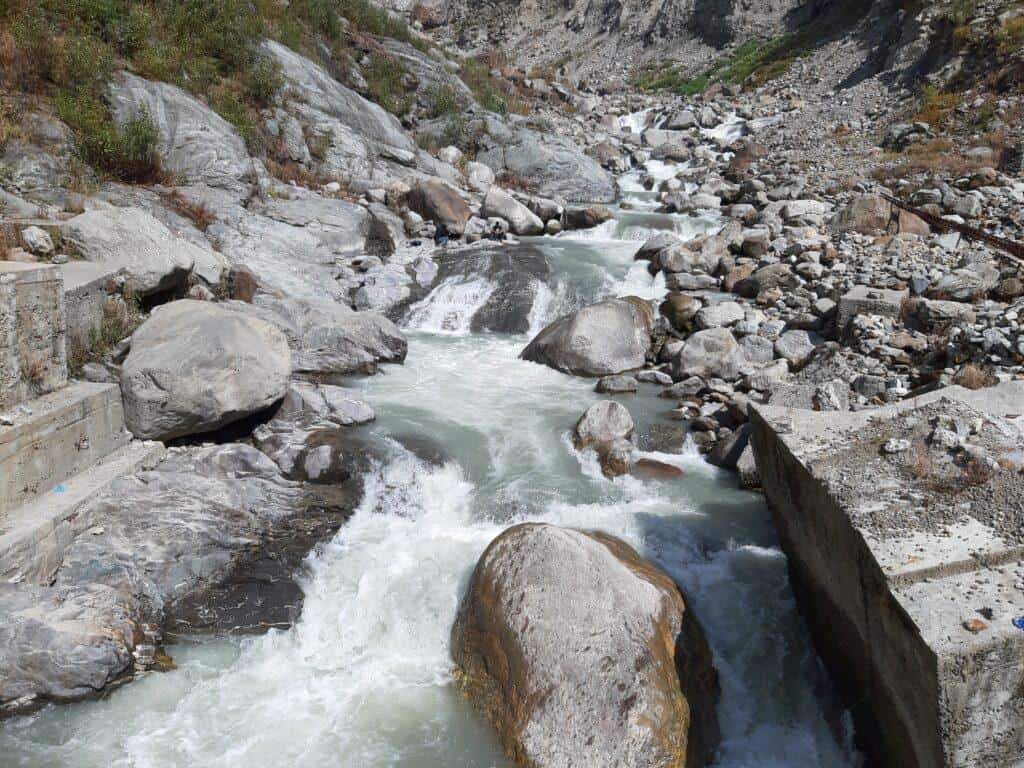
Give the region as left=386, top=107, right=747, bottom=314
left=61, top=261, right=122, bottom=358
left=0, top=262, right=67, bottom=409
left=0, top=382, right=128, bottom=517
left=750, top=382, right=1024, bottom=768
left=835, top=285, right=908, bottom=333
left=0, top=441, right=164, bottom=584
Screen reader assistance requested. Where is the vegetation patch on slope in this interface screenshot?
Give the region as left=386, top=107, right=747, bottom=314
left=0, top=0, right=434, bottom=179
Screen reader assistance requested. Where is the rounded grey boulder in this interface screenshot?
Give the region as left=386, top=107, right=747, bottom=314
left=121, top=300, right=291, bottom=440
left=521, top=297, right=653, bottom=377
left=452, top=523, right=720, bottom=768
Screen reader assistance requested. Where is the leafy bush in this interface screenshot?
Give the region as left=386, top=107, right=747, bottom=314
left=427, top=84, right=460, bottom=118
left=362, top=52, right=412, bottom=116
left=460, top=58, right=524, bottom=115
left=57, top=92, right=162, bottom=182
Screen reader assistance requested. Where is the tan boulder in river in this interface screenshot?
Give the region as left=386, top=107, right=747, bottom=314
left=451, top=523, right=720, bottom=768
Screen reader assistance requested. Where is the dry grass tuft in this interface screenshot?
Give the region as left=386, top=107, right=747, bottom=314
left=163, top=190, right=217, bottom=232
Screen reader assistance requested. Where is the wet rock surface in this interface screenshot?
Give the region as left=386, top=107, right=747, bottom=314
left=0, top=444, right=358, bottom=716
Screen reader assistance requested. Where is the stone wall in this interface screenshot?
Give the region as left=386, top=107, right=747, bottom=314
left=0, top=263, right=67, bottom=410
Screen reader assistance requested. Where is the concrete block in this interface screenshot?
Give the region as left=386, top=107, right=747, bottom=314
left=0, top=262, right=67, bottom=409
left=750, top=382, right=1024, bottom=768
left=61, top=261, right=122, bottom=357
left=0, top=382, right=128, bottom=516
left=0, top=441, right=164, bottom=584
left=836, top=285, right=908, bottom=333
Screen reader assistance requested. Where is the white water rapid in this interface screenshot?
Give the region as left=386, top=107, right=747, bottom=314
left=0, top=132, right=864, bottom=768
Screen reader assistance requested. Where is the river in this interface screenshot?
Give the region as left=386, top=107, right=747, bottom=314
left=0, top=163, right=864, bottom=768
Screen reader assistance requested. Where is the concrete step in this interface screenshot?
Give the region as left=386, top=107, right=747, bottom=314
left=0, top=440, right=165, bottom=584
left=0, top=381, right=129, bottom=516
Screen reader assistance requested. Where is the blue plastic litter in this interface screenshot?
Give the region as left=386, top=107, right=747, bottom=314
left=53, top=484, right=65, bottom=494
left=1012, top=616, right=1024, bottom=630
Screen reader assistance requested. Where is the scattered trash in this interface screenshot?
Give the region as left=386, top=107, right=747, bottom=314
left=53, top=484, right=65, bottom=493
left=963, top=618, right=987, bottom=633
left=1012, top=616, right=1024, bottom=630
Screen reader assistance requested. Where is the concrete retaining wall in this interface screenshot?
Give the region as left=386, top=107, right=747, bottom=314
left=751, top=384, right=1024, bottom=768
left=0, top=262, right=67, bottom=410
left=0, top=382, right=128, bottom=517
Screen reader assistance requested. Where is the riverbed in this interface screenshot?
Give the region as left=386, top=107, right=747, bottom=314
left=0, top=170, right=863, bottom=768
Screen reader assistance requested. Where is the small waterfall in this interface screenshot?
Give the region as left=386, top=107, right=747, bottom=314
left=617, top=107, right=654, bottom=134
left=404, top=278, right=496, bottom=334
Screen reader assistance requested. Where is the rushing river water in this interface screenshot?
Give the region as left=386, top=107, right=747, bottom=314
left=0, top=168, right=864, bottom=767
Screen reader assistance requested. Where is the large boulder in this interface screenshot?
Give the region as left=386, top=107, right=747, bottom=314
left=574, top=400, right=634, bottom=476
left=231, top=295, right=407, bottom=376
left=834, top=193, right=929, bottom=236
left=480, top=187, right=544, bottom=235
left=108, top=72, right=251, bottom=191
left=563, top=205, right=614, bottom=231
left=407, top=179, right=472, bottom=235
left=121, top=300, right=291, bottom=440
left=0, top=442, right=344, bottom=713
left=473, top=115, right=616, bottom=202
left=452, top=523, right=719, bottom=768
left=672, top=328, right=747, bottom=380
left=62, top=207, right=202, bottom=296
left=200, top=186, right=380, bottom=302
left=733, top=263, right=796, bottom=299
left=521, top=297, right=653, bottom=377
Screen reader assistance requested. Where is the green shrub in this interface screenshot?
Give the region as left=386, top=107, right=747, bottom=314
left=210, top=88, right=265, bottom=154
left=362, top=52, right=411, bottom=115
left=57, top=93, right=162, bottom=182
left=460, top=58, right=509, bottom=114
left=427, top=84, right=460, bottom=118
left=243, top=55, right=283, bottom=105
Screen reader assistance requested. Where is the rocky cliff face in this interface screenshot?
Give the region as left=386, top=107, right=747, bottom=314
left=435, top=0, right=817, bottom=77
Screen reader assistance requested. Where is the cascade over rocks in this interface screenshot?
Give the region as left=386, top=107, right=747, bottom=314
left=451, top=523, right=720, bottom=768
left=574, top=400, right=635, bottom=477
left=121, top=300, right=291, bottom=441
left=409, top=244, right=553, bottom=334
left=521, top=297, right=653, bottom=376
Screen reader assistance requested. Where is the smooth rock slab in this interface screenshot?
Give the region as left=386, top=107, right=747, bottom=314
left=108, top=72, right=251, bottom=191
left=121, top=300, right=291, bottom=440
left=452, top=523, right=719, bottom=768
left=62, top=207, right=201, bottom=296
left=232, top=295, right=407, bottom=376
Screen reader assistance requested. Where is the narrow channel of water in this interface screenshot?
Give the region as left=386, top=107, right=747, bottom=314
left=0, top=173, right=863, bottom=768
